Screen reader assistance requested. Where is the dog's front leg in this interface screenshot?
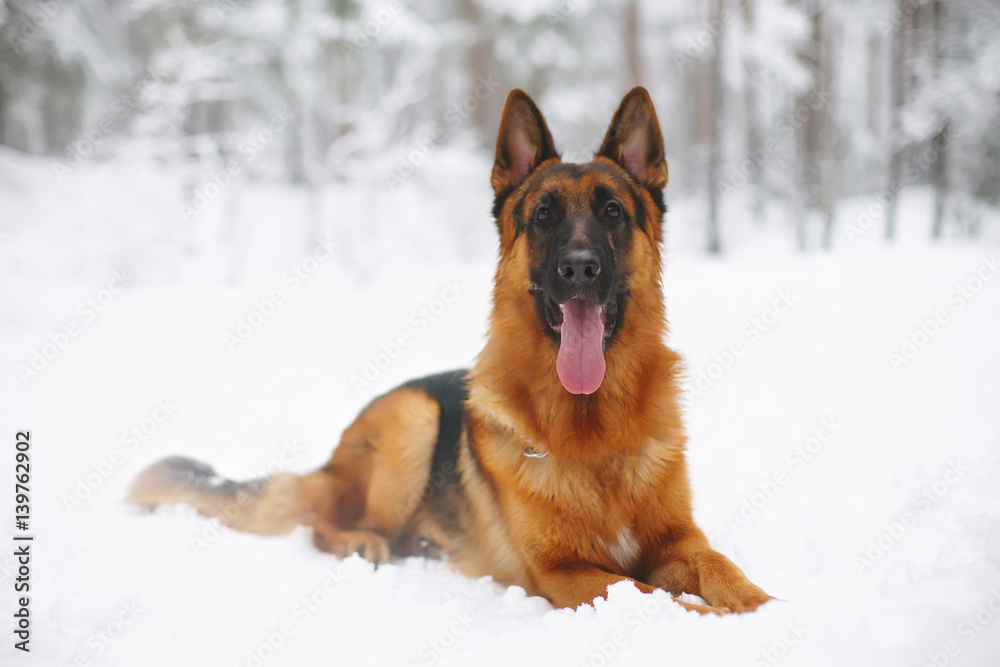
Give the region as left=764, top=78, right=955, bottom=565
left=534, top=563, right=725, bottom=614
left=647, top=532, right=773, bottom=613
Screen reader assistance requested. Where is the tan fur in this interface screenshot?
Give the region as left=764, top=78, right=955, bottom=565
left=128, top=464, right=306, bottom=535
left=129, top=87, right=772, bottom=615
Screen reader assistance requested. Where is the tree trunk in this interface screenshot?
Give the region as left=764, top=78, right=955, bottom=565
left=706, top=0, right=723, bottom=254
left=794, top=0, right=828, bottom=251
left=742, top=0, right=764, bottom=223
left=867, top=32, right=881, bottom=137
left=930, top=0, right=947, bottom=239
left=624, top=0, right=644, bottom=89
left=287, top=97, right=308, bottom=185
left=0, top=76, right=6, bottom=147
left=886, top=0, right=908, bottom=240
left=457, top=0, right=494, bottom=147
left=815, top=8, right=837, bottom=249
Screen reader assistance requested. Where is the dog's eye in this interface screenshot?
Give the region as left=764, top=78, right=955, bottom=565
left=604, top=201, right=622, bottom=219
left=535, top=206, right=552, bottom=223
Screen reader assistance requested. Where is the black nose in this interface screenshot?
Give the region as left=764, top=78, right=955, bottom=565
left=559, top=249, right=601, bottom=286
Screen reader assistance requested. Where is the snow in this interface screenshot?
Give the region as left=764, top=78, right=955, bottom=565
left=2, top=146, right=1000, bottom=667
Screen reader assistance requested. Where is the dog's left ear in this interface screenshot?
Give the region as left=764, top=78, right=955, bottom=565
left=597, top=87, right=668, bottom=192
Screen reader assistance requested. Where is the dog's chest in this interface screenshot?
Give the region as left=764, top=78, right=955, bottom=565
left=600, top=526, right=643, bottom=571
left=513, top=438, right=664, bottom=507
left=512, top=445, right=659, bottom=564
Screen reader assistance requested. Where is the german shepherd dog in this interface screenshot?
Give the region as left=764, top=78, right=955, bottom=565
left=129, top=87, right=772, bottom=614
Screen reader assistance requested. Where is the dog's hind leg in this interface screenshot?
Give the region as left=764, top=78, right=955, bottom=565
left=129, top=376, right=457, bottom=566
left=302, top=384, right=447, bottom=564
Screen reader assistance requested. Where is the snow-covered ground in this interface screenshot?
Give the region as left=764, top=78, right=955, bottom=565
left=2, top=146, right=1000, bottom=666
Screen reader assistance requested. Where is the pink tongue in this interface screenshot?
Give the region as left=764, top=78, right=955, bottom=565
left=556, top=299, right=606, bottom=395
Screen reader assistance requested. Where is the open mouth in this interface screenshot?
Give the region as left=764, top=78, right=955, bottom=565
left=542, top=292, right=619, bottom=395
left=543, top=293, right=618, bottom=344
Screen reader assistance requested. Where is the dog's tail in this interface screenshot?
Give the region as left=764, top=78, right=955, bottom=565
left=127, top=456, right=327, bottom=535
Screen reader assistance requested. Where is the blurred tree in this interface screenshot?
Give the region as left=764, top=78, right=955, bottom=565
left=1, top=0, right=997, bottom=252
left=623, top=0, right=643, bottom=89
left=929, top=0, right=947, bottom=239
left=0, top=0, right=124, bottom=154
left=706, top=0, right=723, bottom=254
left=805, top=1, right=837, bottom=249
left=885, top=0, right=909, bottom=240
left=742, top=0, right=764, bottom=224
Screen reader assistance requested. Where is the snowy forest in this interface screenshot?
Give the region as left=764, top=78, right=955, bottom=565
left=1, top=0, right=998, bottom=253
left=4, top=3, right=1000, bottom=666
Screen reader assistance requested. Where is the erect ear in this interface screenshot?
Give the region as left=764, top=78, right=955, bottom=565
left=491, top=89, right=559, bottom=197
left=597, top=87, right=668, bottom=191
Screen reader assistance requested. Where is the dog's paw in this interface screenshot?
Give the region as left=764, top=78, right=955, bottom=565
left=721, top=585, right=774, bottom=613
left=671, top=598, right=731, bottom=615
left=312, top=525, right=390, bottom=565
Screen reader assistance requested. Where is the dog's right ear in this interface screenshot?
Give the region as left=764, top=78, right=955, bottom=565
left=491, top=89, right=559, bottom=198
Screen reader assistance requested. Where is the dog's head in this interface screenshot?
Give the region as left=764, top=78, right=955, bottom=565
left=489, top=87, right=668, bottom=396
